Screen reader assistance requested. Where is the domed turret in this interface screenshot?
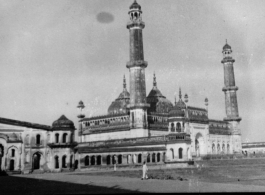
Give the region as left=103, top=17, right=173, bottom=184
left=147, top=73, right=173, bottom=113
left=108, top=76, right=130, bottom=115
left=52, top=115, right=75, bottom=130
left=129, top=0, right=141, bottom=11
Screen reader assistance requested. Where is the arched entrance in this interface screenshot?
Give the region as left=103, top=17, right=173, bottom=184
left=195, top=133, right=204, bottom=157
left=62, top=155, right=67, bottom=168
left=54, top=156, right=59, bottom=169
left=9, top=159, right=15, bottom=171
left=33, top=153, right=41, bottom=170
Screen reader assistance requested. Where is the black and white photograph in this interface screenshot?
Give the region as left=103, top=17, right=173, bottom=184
left=0, top=0, right=265, bottom=193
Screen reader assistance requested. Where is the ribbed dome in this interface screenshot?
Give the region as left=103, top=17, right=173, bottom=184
left=52, top=115, right=75, bottom=130
left=168, top=88, right=186, bottom=117
left=176, top=99, right=186, bottom=109
left=168, top=107, right=185, bottom=117
left=147, top=74, right=173, bottom=113
left=108, top=76, right=130, bottom=115
left=130, top=0, right=141, bottom=10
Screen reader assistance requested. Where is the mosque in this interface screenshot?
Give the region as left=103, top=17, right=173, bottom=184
left=0, top=1, right=243, bottom=174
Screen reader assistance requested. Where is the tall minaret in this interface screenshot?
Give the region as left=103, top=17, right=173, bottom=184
left=126, top=1, right=149, bottom=137
left=221, top=41, right=242, bottom=153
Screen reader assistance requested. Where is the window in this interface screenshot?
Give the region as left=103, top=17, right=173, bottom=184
left=55, top=156, right=59, bottom=169
left=62, top=133, right=67, bottom=143
left=138, top=154, right=142, bottom=164
left=171, top=123, right=175, bottom=132
left=157, top=153, right=161, bottom=162
left=179, top=148, right=183, bottom=159
left=55, top=133, right=59, bottom=143
left=11, top=149, right=15, bottom=157
left=36, top=134, right=41, bottom=145
left=152, top=153, right=156, bottom=163
left=85, top=156, right=89, bottom=166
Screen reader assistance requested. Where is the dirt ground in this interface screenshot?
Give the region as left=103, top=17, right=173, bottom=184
left=2, top=158, right=265, bottom=194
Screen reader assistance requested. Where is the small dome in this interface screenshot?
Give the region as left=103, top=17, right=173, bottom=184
left=147, top=74, right=173, bottom=113
left=168, top=108, right=185, bottom=118
left=223, top=40, right=232, bottom=50
left=108, top=76, right=130, bottom=115
left=176, top=99, right=186, bottom=109
left=52, top=115, right=75, bottom=130
left=130, top=0, right=141, bottom=10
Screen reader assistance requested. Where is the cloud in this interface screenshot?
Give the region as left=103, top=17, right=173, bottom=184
left=96, top=12, right=114, bottom=24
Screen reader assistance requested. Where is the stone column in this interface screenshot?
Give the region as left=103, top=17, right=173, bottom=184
left=122, top=154, right=127, bottom=165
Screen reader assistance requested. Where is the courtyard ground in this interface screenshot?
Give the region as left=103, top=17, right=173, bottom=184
left=2, top=158, right=265, bottom=194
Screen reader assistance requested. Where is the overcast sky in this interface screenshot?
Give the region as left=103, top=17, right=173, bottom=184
left=0, top=0, right=264, bottom=142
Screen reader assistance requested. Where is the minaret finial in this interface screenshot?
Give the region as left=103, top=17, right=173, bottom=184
left=179, top=87, right=182, bottom=100
left=153, top=72, right=157, bottom=87
left=123, top=75, right=126, bottom=90
left=175, top=96, right=177, bottom=106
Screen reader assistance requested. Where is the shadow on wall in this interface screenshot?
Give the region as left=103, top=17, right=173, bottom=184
left=0, top=175, right=140, bottom=194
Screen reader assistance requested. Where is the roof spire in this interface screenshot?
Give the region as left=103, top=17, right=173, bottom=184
left=175, top=96, right=177, bottom=106
left=153, top=72, right=157, bottom=87
left=226, top=39, right=227, bottom=44
left=123, top=75, right=126, bottom=90
left=179, top=87, right=182, bottom=100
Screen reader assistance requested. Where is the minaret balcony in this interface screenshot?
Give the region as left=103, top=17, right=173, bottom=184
left=222, top=86, right=238, bottom=92
left=221, top=57, right=235, bottom=63
left=127, top=21, right=145, bottom=29
left=224, top=117, right=242, bottom=122
left=126, top=60, right=148, bottom=68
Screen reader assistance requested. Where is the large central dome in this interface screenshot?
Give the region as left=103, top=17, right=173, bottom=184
left=147, top=74, right=173, bottom=113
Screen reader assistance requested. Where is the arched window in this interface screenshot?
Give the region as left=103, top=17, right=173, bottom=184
left=62, top=133, right=67, bottom=143
left=112, top=155, right=116, bottom=165
left=62, top=155, right=67, bottom=168
left=55, top=133, right=59, bottom=143
left=171, top=123, right=175, bottom=132
left=11, top=149, right=15, bottom=157
left=227, top=144, right=230, bottom=154
left=170, top=148, right=174, bottom=159
left=107, top=155, right=111, bottom=165
left=91, top=156, right=95, bottom=165
left=212, top=143, right=215, bottom=154
left=177, top=123, right=181, bottom=132
left=179, top=148, right=183, bottom=159
left=138, top=154, right=142, bottom=164
left=36, top=134, right=41, bottom=145
left=118, top=155, right=122, bottom=164
left=222, top=144, right=225, bottom=153
left=157, top=153, right=161, bottom=162
left=54, top=156, right=59, bottom=169
left=217, top=144, right=220, bottom=154
left=147, top=153, right=150, bottom=163
left=85, top=156, right=89, bottom=166
left=152, top=153, right=156, bottom=163
left=97, top=156, right=101, bottom=165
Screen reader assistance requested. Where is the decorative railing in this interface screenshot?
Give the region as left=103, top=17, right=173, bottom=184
left=82, top=121, right=130, bottom=134
left=47, top=142, right=78, bottom=147
left=209, top=129, right=231, bottom=135
left=78, top=134, right=191, bottom=148
left=149, top=123, right=168, bottom=130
